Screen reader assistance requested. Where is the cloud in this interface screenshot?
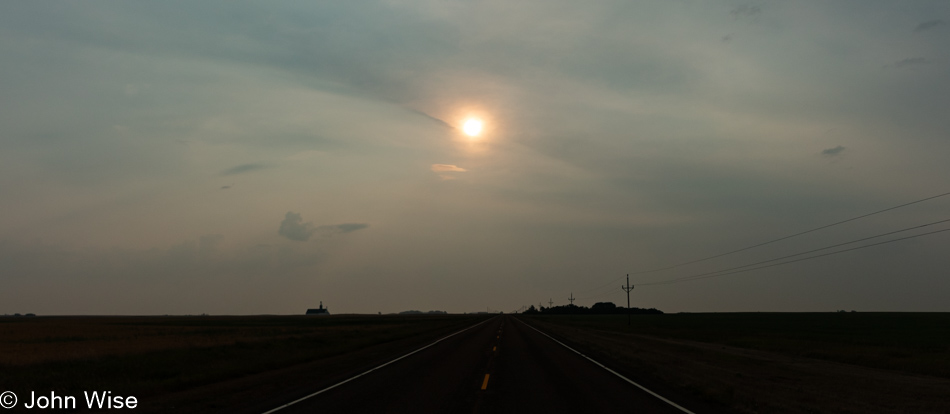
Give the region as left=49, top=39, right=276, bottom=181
left=280, top=212, right=367, bottom=240
left=220, top=185, right=231, bottom=190
left=891, top=57, right=931, bottom=68
left=335, top=223, right=368, bottom=233
left=822, top=145, right=845, bottom=156
left=316, top=223, right=369, bottom=236
left=278, top=212, right=315, bottom=241
left=431, top=164, right=467, bottom=172
left=221, top=163, right=266, bottom=176
left=411, top=110, right=453, bottom=129
left=914, top=20, right=945, bottom=33
left=730, top=5, right=762, bottom=19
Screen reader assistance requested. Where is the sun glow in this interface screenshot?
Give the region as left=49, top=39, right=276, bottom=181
left=462, top=118, right=483, bottom=137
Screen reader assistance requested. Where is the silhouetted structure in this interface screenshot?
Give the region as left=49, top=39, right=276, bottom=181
left=398, top=310, right=448, bottom=314
left=531, top=302, right=662, bottom=315
left=622, top=274, right=635, bottom=325
left=306, top=301, right=329, bottom=315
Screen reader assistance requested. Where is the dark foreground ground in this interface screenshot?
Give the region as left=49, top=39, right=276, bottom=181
left=0, top=314, right=486, bottom=412
left=527, top=313, right=950, bottom=413
left=1, top=313, right=948, bottom=413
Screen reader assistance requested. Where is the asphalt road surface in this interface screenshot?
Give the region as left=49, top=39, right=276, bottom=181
left=266, top=315, right=694, bottom=414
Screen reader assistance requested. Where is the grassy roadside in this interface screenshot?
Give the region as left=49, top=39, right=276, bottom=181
left=523, top=313, right=950, bottom=414
left=524, top=312, right=950, bottom=378
left=0, top=314, right=486, bottom=399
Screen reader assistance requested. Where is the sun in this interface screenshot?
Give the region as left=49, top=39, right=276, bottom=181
left=462, top=118, right=483, bottom=137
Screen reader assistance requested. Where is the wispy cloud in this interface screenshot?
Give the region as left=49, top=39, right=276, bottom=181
left=914, top=20, right=945, bottom=33
left=316, top=223, right=369, bottom=235
left=891, top=57, right=931, bottom=68
left=222, top=163, right=266, bottom=176
left=279, top=212, right=367, bottom=241
left=730, top=5, right=762, bottom=20
left=431, top=164, right=467, bottom=172
left=822, top=145, right=845, bottom=157
left=412, top=110, right=453, bottom=129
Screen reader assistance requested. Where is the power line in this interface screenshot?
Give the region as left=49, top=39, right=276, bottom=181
left=575, top=190, right=950, bottom=295
left=639, top=227, right=950, bottom=286
left=630, top=190, right=950, bottom=276
left=642, top=217, right=950, bottom=285
left=579, top=286, right=623, bottom=302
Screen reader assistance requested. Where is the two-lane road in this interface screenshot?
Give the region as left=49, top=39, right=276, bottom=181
left=268, top=315, right=696, bottom=413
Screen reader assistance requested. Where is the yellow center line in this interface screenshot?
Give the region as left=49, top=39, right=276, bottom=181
left=481, top=374, right=490, bottom=390
left=492, top=346, right=497, bottom=351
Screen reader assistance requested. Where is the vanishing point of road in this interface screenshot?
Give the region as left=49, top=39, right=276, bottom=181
left=261, top=315, right=701, bottom=414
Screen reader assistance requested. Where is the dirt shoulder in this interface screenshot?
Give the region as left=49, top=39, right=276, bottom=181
left=526, top=317, right=950, bottom=414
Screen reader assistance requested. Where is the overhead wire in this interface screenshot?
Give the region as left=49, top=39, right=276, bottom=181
left=573, top=190, right=950, bottom=297
left=628, top=190, right=950, bottom=276
left=641, top=217, right=950, bottom=285
left=640, top=227, right=950, bottom=286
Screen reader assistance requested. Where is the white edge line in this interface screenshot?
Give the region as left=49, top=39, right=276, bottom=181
left=516, top=318, right=696, bottom=414
left=261, top=316, right=496, bottom=414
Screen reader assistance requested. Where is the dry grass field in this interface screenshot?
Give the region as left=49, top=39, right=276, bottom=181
left=525, top=313, right=950, bottom=414
left=0, top=314, right=485, bottom=405
left=3, top=313, right=947, bottom=413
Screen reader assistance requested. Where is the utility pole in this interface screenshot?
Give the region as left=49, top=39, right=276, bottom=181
left=548, top=298, right=554, bottom=308
left=568, top=293, right=575, bottom=306
left=622, top=274, right=635, bottom=326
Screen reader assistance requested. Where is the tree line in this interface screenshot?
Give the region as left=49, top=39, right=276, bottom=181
left=522, top=302, right=663, bottom=315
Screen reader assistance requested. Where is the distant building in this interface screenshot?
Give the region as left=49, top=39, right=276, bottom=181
left=306, top=301, right=329, bottom=315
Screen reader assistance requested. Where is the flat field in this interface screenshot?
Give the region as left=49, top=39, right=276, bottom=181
left=3, top=313, right=948, bottom=413
left=525, top=313, right=950, bottom=414
left=0, top=314, right=486, bottom=411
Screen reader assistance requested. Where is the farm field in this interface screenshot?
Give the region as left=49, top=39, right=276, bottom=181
left=2, top=313, right=948, bottom=413
left=0, top=314, right=487, bottom=412
left=524, top=313, right=950, bottom=413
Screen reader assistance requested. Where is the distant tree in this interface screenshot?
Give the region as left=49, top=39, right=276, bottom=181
left=533, top=301, right=663, bottom=315
left=523, top=305, right=539, bottom=314
left=591, top=302, right=617, bottom=313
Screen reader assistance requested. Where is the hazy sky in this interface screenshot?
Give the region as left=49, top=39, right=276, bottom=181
left=2, top=1, right=949, bottom=315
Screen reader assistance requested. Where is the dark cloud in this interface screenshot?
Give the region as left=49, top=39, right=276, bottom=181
left=730, top=5, right=762, bottom=19
left=220, top=185, right=231, bottom=190
left=278, top=212, right=315, bottom=241
left=721, top=33, right=734, bottom=43
left=914, top=20, right=945, bottom=33
left=316, top=223, right=369, bottom=235
left=221, top=163, right=266, bottom=176
left=411, top=110, right=453, bottom=129
left=822, top=145, right=845, bottom=156
left=891, top=57, right=931, bottom=68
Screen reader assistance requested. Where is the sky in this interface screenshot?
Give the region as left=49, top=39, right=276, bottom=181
left=1, top=1, right=949, bottom=315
